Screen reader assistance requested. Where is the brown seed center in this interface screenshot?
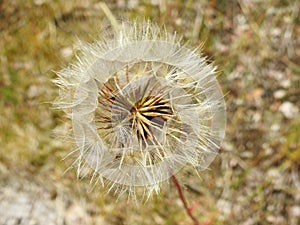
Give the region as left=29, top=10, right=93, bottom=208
left=129, top=96, right=173, bottom=144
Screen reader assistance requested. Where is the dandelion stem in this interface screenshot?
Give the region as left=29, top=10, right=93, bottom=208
left=171, top=175, right=200, bottom=225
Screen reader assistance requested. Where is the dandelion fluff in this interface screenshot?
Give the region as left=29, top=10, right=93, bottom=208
left=55, top=21, right=226, bottom=196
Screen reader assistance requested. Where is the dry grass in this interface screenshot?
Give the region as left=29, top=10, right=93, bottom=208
left=0, top=0, right=299, bottom=225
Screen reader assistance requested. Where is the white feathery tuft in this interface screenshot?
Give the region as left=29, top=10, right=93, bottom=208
left=54, top=21, right=226, bottom=199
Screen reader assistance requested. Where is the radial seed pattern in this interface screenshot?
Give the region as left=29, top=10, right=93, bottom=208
left=55, top=22, right=226, bottom=196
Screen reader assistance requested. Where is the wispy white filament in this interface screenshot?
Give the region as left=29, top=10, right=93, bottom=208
left=54, top=21, right=226, bottom=197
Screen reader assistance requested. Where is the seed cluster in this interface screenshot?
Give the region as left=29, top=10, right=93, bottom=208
left=96, top=68, right=176, bottom=164
left=129, top=94, right=172, bottom=144
left=55, top=21, right=226, bottom=195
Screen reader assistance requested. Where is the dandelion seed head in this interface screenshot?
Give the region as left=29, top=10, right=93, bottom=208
left=54, top=21, right=226, bottom=197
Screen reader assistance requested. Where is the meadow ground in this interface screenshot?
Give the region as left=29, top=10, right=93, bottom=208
left=0, top=1, right=299, bottom=225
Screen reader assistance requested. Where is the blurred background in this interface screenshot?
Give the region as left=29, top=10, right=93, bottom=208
left=0, top=0, right=299, bottom=224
